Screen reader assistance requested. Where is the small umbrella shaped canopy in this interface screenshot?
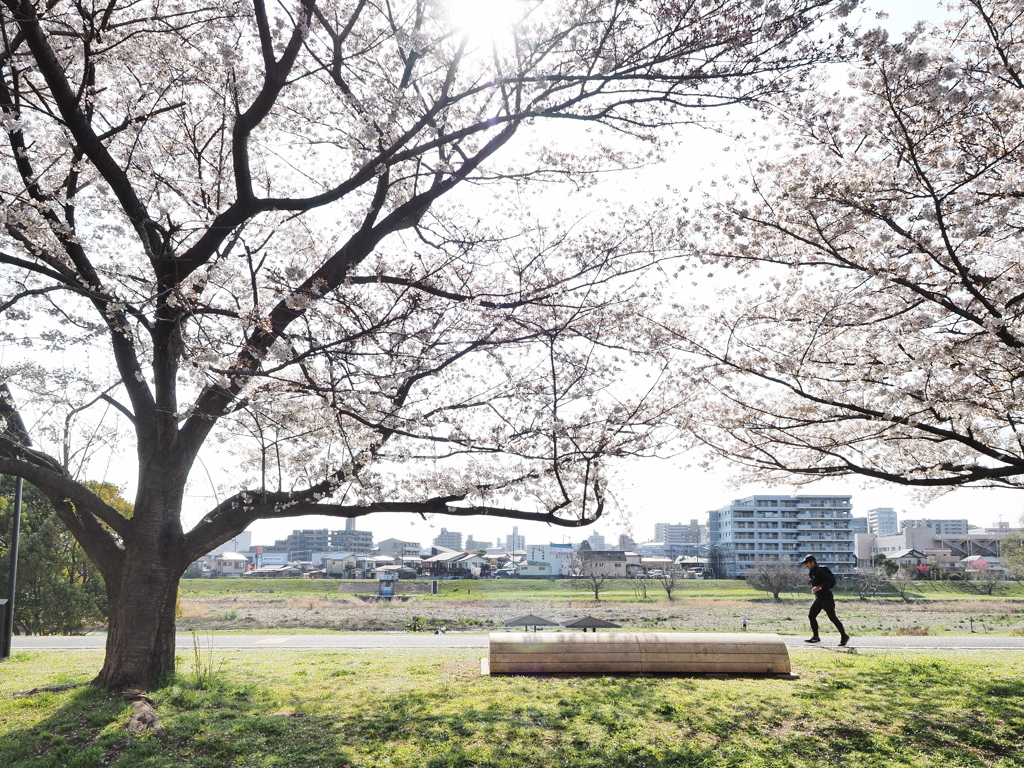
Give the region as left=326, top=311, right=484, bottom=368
left=561, top=616, right=622, bottom=632
left=504, top=615, right=560, bottom=632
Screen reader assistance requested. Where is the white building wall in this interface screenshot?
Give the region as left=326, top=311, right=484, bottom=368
left=525, top=543, right=575, bottom=575
left=710, top=495, right=855, bottom=578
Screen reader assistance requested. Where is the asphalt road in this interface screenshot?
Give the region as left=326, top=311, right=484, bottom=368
left=11, top=633, right=1024, bottom=651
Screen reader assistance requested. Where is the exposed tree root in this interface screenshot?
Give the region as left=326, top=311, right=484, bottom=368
left=122, top=688, right=162, bottom=734
left=10, top=682, right=89, bottom=698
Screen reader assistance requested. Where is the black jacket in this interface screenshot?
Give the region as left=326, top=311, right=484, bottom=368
left=808, top=564, right=837, bottom=595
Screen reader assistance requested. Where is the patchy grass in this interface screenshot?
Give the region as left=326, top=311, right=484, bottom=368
left=178, top=577, right=769, bottom=601
left=176, top=587, right=1024, bottom=636
left=178, top=579, right=343, bottom=597
left=2, top=648, right=1023, bottom=767
left=179, top=576, right=1024, bottom=601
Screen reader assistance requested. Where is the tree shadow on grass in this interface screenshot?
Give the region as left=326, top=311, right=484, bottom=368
left=0, top=685, right=128, bottom=768
left=804, top=656, right=1024, bottom=765
left=1, top=680, right=362, bottom=768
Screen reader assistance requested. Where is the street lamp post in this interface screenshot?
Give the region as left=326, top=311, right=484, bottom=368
left=1, top=382, right=30, bottom=660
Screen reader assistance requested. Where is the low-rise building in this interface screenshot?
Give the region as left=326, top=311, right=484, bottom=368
left=422, top=551, right=488, bottom=577
left=376, top=538, right=422, bottom=560
left=211, top=552, right=250, bottom=577
left=519, top=562, right=553, bottom=578
left=323, top=552, right=359, bottom=578
left=579, top=550, right=640, bottom=576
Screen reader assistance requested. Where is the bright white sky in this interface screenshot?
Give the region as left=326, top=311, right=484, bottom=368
left=235, top=0, right=1024, bottom=550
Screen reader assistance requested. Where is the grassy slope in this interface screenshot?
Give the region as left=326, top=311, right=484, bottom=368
left=179, top=577, right=1024, bottom=601
left=1, top=648, right=1022, bottom=767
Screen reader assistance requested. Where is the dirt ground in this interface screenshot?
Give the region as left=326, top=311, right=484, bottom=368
left=178, top=591, right=1024, bottom=637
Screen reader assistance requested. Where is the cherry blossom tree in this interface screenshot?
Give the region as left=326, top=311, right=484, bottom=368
left=0, top=0, right=840, bottom=690
left=672, top=1, right=1024, bottom=492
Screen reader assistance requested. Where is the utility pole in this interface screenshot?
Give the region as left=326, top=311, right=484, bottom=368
left=1, top=383, right=30, bottom=660
left=1, top=477, right=23, bottom=659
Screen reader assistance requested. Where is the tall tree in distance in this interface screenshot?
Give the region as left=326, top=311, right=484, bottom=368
left=0, top=0, right=840, bottom=690
left=672, top=1, right=1024, bottom=492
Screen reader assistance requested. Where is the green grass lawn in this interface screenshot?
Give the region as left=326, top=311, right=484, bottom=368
left=2, top=648, right=1022, bottom=767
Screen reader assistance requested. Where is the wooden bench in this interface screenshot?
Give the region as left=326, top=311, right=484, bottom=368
left=486, top=632, right=793, bottom=677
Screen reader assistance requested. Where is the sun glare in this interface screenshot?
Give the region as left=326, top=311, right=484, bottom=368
left=443, top=0, right=525, bottom=43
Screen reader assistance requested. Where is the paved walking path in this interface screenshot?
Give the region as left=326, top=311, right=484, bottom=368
left=11, top=633, right=1024, bottom=651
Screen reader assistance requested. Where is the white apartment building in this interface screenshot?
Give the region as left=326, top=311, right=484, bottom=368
left=505, top=526, right=526, bottom=553
left=708, top=495, right=855, bottom=579
left=867, top=507, right=899, bottom=536
left=432, top=528, right=463, bottom=550
left=654, top=520, right=702, bottom=546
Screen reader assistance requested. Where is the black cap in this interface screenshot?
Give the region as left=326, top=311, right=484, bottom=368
left=800, top=554, right=817, bottom=564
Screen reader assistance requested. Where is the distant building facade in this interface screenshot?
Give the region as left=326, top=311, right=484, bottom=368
left=867, top=507, right=899, bottom=537
left=332, top=519, right=374, bottom=554
left=266, top=523, right=372, bottom=555
left=271, top=528, right=331, bottom=552
left=900, top=519, right=971, bottom=536
left=654, top=519, right=704, bottom=558
left=376, top=538, right=422, bottom=560
left=433, top=528, right=463, bottom=550
left=708, top=495, right=855, bottom=579
left=505, top=526, right=526, bottom=553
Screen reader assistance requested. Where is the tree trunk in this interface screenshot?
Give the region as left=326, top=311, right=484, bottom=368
left=93, top=553, right=181, bottom=691
left=92, top=485, right=188, bottom=691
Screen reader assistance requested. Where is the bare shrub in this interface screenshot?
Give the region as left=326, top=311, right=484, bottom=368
left=896, top=626, right=930, bottom=636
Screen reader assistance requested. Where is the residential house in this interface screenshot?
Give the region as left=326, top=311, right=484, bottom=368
left=580, top=550, right=640, bottom=577
left=323, top=552, right=359, bottom=578
left=211, top=552, right=250, bottom=577
left=884, top=549, right=929, bottom=570
left=423, top=550, right=489, bottom=577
